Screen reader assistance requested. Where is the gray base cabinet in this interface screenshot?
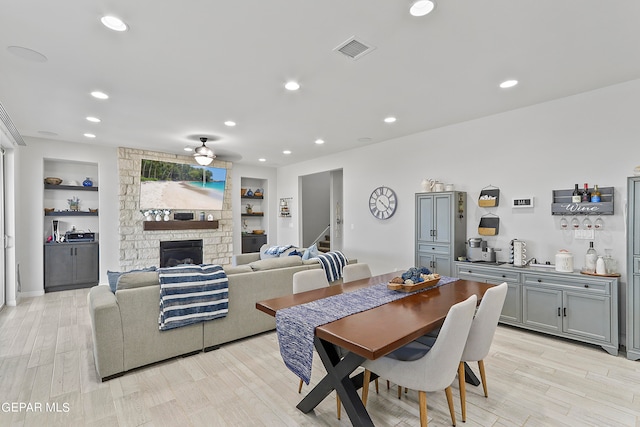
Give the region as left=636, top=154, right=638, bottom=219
left=455, top=262, right=618, bottom=355
left=44, top=242, right=99, bottom=292
left=242, top=234, right=267, bottom=253
left=627, top=177, right=640, bottom=360
left=415, top=192, right=466, bottom=277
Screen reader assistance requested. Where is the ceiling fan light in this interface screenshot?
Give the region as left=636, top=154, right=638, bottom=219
left=410, top=0, right=436, bottom=17
left=194, top=154, right=214, bottom=166
left=193, top=137, right=215, bottom=165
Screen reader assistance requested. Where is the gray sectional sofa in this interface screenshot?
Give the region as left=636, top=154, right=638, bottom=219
left=88, top=255, right=354, bottom=381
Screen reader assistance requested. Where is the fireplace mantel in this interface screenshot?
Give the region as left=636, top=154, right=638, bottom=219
left=143, top=220, right=219, bottom=231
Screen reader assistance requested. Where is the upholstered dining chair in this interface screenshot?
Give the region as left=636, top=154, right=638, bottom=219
left=342, top=263, right=372, bottom=283
left=455, top=282, right=508, bottom=422
left=361, top=294, right=478, bottom=427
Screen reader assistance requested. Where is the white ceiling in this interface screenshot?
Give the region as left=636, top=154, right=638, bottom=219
left=1, top=1, right=640, bottom=166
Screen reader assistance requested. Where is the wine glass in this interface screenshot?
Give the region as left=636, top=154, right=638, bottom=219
left=583, top=216, right=593, bottom=230
left=571, top=217, right=580, bottom=229
left=560, top=216, right=569, bottom=229
left=594, top=217, right=605, bottom=230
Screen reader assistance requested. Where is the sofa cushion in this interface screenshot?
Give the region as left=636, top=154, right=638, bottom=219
left=107, top=266, right=157, bottom=292
left=249, top=256, right=303, bottom=271
left=224, top=265, right=253, bottom=275
left=116, top=271, right=160, bottom=291
left=302, top=258, right=320, bottom=265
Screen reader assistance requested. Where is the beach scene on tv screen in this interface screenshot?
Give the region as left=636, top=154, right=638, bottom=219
left=139, top=159, right=226, bottom=210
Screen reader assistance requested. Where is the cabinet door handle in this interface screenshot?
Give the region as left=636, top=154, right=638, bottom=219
left=563, top=307, right=567, bottom=317
left=557, top=307, right=561, bottom=317
left=70, top=248, right=73, bottom=256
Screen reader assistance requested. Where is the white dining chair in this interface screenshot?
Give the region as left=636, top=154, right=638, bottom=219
left=361, top=294, right=478, bottom=427
left=456, top=282, right=508, bottom=422
left=342, top=263, right=372, bottom=283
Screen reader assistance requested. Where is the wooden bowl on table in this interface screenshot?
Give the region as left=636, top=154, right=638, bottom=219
left=252, top=230, right=265, bottom=235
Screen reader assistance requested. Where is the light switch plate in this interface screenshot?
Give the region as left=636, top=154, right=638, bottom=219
left=512, top=197, right=534, bottom=208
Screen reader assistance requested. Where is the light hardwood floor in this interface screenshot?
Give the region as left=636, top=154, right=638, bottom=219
left=1, top=288, right=639, bottom=426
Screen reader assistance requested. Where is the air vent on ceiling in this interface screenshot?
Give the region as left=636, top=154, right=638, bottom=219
left=334, top=36, right=375, bottom=60
left=0, top=101, right=26, bottom=146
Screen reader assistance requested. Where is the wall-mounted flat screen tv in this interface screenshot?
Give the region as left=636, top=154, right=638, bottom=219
left=139, top=159, right=227, bottom=210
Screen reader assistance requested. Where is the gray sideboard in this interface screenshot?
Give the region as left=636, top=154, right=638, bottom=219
left=455, top=262, right=619, bottom=356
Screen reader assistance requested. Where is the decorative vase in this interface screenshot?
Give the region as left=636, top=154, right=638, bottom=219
left=246, top=189, right=254, bottom=197
left=145, top=213, right=152, bottom=221
left=155, top=213, right=162, bottom=221
left=83, top=177, right=93, bottom=187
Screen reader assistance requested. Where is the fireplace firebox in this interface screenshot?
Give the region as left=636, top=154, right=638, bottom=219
left=160, top=240, right=203, bottom=267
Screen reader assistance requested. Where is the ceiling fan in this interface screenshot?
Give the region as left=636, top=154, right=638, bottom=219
left=194, top=137, right=216, bottom=165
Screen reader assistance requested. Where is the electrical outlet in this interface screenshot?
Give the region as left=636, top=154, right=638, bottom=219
left=574, top=229, right=595, bottom=240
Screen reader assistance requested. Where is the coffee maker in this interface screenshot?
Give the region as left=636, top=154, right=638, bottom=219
left=466, top=238, right=496, bottom=262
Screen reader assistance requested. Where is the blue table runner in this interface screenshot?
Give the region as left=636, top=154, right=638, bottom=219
left=275, top=276, right=458, bottom=384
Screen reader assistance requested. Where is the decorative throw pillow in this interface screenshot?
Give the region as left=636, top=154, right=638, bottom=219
left=301, top=244, right=319, bottom=260
left=107, top=266, right=157, bottom=292
left=259, top=244, right=278, bottom=260
left=288, top=249, right=303, bottom=257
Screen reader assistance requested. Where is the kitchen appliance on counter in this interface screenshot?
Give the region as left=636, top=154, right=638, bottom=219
left=466, top=237, right=499, bottom=262
left=512, top=239, right=527, bottom=266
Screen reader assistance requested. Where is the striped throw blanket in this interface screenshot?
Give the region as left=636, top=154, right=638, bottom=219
left=158, top=264, right=229, bottom=331
left=316, top=251, right=347, bottom=282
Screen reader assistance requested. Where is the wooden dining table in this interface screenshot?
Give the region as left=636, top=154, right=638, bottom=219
left=256, top=272, right=493, bottom=427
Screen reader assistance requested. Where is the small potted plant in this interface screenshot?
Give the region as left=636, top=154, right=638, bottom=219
left=67, top=196, right=80, bottom=211
left=246, top=203, right=253, bottom=214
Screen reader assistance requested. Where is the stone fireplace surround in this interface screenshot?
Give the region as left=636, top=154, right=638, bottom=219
left=118, top=147, right=233, bottom=271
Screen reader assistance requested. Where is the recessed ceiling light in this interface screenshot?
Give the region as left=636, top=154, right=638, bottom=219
left=384, top=116, right=397, bottom=123
left=284, top=81, right=300, bottom=91
left=283, top=150, right=292, bottom=155
left=410, top=0, right=436, bottom=17
left=184, top=146, right=193, bottom=152
left=499, top=79, right=519, bottom=89
left=315, top=139, right=325, bottom=145
left=91, top=91, right=109, bottom=100
left=258, top=158, right=266, bottom=162
left=224, top=120, right=236, bottom=127
left=86, top=116, right=101, bottom=123
left=84, top=133, right=96, bottom=138
left=101, top=15, right=128, bottom=32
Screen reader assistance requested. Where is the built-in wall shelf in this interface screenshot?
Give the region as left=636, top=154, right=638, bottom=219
left=45, top=211, right=98, bottom=217
left=242, top=213, right=264, bottom=217
left=143, top=220, right=219, bottom=231
left=44, top=184, right=98, bottom=191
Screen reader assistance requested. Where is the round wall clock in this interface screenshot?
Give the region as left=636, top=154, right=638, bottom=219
left=369, top=186, right=397, bottom=220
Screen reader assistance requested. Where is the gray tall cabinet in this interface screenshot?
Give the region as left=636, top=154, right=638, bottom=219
left=627, top=177, right=640, bottom=360
left=415, top=192, right=467, bottom=277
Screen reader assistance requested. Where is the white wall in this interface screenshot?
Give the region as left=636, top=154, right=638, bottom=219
left=17, top=137, right=119, bottom=295
left=277, top=79, right=640, bottom=282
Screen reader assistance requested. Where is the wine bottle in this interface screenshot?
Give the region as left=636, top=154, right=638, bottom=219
left=581, top=183, right=590, bottom=202
left=572, top=184, right=581, bottom=203
left=591, top=184, right=601, bottom=202
left=584, top=241, right=597, bottom=273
